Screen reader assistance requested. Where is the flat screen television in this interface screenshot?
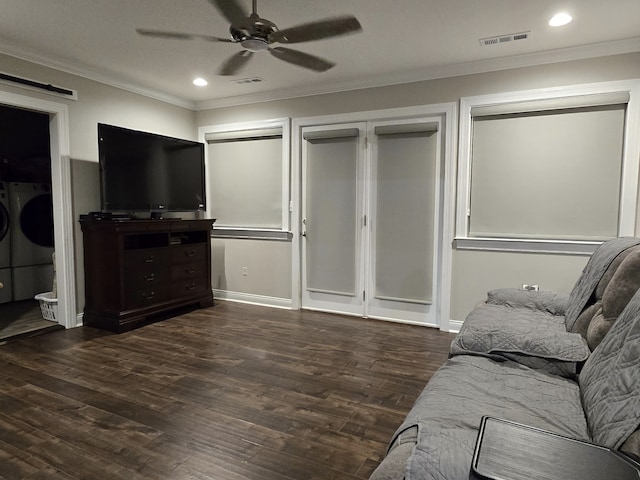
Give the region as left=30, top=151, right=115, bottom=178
left=98, top=123, right=206, bottom=215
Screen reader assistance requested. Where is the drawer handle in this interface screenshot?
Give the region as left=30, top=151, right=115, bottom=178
left=187, top=282, right=196, bottom=291
left=144, top=255, right=155, bottom=263
left=184, top=267, right=195, bottom=274
left=184, top=250, right=196, bottom=257
left=142, top=291, right=155, bottom=300
left=144, top=273, right=155, bottom=282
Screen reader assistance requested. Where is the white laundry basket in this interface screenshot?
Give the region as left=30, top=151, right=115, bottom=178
left=35, top=292, right=58, bottom=322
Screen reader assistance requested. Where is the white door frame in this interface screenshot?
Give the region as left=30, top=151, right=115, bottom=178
left=0, top=90, right=77, bottom=328
left=291, top=103, right=457, bottom=331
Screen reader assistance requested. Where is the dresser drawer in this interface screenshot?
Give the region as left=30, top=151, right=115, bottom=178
left=172, top=262, right=208, bottom=281
left=171, top=244, right=207, bottom=264
left=125, top=266, right=170, bottom=292
left=172, top=276, right=208, bottom=297
left=124, top=248, right=170, bottom=268
left=124, top=285, right=170, bottom=309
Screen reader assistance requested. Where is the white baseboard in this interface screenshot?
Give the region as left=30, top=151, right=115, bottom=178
left=448, top=319, right=463, bottom=333
left=213, top=289, right=293, bottom=309
left=74, top=312, right=83, bottom=328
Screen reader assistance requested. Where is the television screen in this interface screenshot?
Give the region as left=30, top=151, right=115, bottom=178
left=98, top=123, right=206, bottom=213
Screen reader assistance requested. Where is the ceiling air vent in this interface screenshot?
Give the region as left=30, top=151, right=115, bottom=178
left=233, top=77, right=263, bottom=85
left=479, top=31, right=530, bottom=47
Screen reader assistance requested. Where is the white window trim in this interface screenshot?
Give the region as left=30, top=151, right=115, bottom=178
left=198, top=117, right=291, bottom=235
left=456, top=79, right=640, bottom=254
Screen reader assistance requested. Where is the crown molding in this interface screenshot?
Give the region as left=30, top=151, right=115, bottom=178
left=194, top=36, right=640, bottom=110
left=1, top=36, right=639, bottom=112
left=0, top=42, right=196, bottom=110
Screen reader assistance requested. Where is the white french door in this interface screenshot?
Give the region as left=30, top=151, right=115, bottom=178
left=300, top=123, right=367, bottom=315
left=300, top=117, right=442, bottom=326
left=366, top=119, right=440, bottom=325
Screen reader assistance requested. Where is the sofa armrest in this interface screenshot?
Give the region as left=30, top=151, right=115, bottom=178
left=487, top=288, right=570, bottom=316
left=369, top=443, right=413, bottom=480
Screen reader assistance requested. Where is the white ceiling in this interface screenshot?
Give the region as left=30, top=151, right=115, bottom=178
left=1, top=0, right=639, bottom=109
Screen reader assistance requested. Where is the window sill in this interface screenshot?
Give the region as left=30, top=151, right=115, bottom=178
left=212, top=229, right=292, bottom=241
left=454, top=237, right=604, bottom=255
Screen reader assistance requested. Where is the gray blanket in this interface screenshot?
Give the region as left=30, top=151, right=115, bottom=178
left=580, top=286, right=640, bottom=449
left=564, top=237, right=640, bottom=331
left=397, top=355, right=589, bottom=480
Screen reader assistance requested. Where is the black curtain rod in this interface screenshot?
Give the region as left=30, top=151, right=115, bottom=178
left=0, top=72, right=73, bottom=96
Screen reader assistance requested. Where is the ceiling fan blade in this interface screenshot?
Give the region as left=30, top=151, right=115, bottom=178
left=136, top=28, right=232, bottom=42
left=208, top=0, right=248, bottom=27
left=269, top=47, right=335, bottom=72
left=218, top=50, right=253, bottom=75
left=271, top=15, right=362, bottom=44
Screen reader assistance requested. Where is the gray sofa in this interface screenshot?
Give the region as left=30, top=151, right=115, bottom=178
left=369, top=237, right=640, bottom=480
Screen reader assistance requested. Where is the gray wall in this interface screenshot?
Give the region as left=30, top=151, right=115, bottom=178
left=196, top=52, right=640, bottom=323
left=0, top=53, right=196, bottom=312
left=2, top=50, right=639, bottom=324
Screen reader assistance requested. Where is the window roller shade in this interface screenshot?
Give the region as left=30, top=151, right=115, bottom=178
left=205, top=127, right=283, bottom=143
left=471, top=92, right=630, bottom=117
left=303, top=128, right=359, bottom=141
left=374, top=122, right=439, bottom=135
left=468, top=103, right=625, bottom=240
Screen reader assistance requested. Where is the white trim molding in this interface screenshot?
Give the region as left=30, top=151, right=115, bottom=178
left=0, top=90, right=77, bottom=329
left=195, top=38, right=640, bottom=110
left=454, top=237, right=600, bottom=256
left=213, top=290, right=293, bottom=310
left=448, top=319, right=463, bottom=333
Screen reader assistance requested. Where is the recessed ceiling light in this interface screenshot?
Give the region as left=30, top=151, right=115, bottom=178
left=193, top=77, right=208, bottom=87
left=549, top=12, right=573, bottom=27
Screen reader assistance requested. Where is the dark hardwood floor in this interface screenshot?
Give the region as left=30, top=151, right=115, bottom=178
left=0, top=301, right=455, bottom=480
left=0, top=300, right=62, bottom=344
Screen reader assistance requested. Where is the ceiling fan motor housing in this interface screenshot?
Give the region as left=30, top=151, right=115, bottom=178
left=231, top=15, right=277, bottom=52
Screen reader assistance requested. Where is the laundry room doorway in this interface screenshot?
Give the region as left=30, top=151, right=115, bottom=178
left=0, top=91, right=76, bottom=339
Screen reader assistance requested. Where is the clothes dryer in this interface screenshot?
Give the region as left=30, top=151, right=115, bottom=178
left=0, top=182, right=10, bottom=269
left=9, top=182, right=54, bottom=267
left=12, top=264, right=53, bottom=302
left=9, top=182, right=54, bottom=301
left=0, top=268, right=12, bottom=304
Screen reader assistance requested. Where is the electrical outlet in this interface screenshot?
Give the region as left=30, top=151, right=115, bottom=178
left=522, top=284, right=539, bottom=292
left=242, top=266, right=248, bottom=276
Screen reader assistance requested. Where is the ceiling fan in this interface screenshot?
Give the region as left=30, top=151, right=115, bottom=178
left=136, top=0, right=363, bottom=76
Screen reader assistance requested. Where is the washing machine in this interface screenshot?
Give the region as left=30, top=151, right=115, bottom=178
left=0, top=182, right=9, bottom=268
left=9, top=182, right=54, bottom=301
left=0, top=182, right=11, bottom=303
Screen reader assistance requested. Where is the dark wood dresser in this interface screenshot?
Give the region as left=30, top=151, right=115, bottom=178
left=80, top=218, right=215, bottom=332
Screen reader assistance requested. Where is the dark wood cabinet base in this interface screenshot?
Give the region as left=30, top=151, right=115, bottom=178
left=83, top=292, right=214, bottom=333
left=80, top=218, right=215, bottom=333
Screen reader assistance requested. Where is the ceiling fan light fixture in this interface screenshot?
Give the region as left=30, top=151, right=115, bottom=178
left=241, top=37, right=269, bottom=52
